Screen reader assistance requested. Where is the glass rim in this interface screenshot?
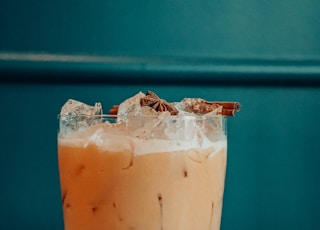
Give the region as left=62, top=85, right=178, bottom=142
left=57, top=114, right=228, bottom=119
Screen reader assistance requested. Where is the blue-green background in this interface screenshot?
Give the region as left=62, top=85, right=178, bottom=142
left=1, top=0, right=320, bottom=229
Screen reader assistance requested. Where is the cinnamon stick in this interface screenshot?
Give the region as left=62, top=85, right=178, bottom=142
left=109, top=105, right=119, bottom=115
left=109, top=102, right=240, bottom=117
left=212, top=102, right=241, bottom=112
left=220, top=108, right=236, bottom=116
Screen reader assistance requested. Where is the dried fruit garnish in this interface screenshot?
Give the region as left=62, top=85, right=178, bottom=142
left=140, top=91, right=179, bottom=115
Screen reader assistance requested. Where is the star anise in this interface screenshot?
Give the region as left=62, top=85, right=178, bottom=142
left=140, top=90, right=178, bottom=115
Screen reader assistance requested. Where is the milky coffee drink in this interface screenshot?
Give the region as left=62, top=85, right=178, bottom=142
left=57, top=91, right=240, bottom=230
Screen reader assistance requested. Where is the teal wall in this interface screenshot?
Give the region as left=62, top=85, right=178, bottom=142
left=1, top=0, right=320, bottom=58
left=1, top=0, right=320, bottom=229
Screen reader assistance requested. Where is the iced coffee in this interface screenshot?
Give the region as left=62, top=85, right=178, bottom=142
left=58, top=91, right=240, bottom=230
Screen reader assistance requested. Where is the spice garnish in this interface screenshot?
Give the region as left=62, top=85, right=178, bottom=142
left=182, top=99, right=241, bottom=116
left=140, top=91, right=179, bottom=115
left=108, top=91, right=241, bottom=116
left=213, top=101, right=241, bottom=116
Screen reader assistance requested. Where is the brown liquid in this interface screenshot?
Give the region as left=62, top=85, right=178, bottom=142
left=58, top=140, right=226, bottom=230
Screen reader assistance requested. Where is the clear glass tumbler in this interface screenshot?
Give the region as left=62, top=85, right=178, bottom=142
left=58, top=114, right=227, bottom=230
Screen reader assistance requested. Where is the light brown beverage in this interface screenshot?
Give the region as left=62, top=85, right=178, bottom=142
left=58, top=92, right=238, bottom=230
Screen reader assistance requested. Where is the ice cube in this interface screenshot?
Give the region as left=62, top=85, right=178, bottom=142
left=117, top=92, right=145, bottom=120
left=163, top=115, right=198, bottom=140
left=128, top=112, right=171, bottom=139
left=117, top=92, right=162, bottom=122
left=59, top=99, right=103, bottom=131
left=60, top=99, right=103, bottom=116
left=174, top=98, right=223, bottom=115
